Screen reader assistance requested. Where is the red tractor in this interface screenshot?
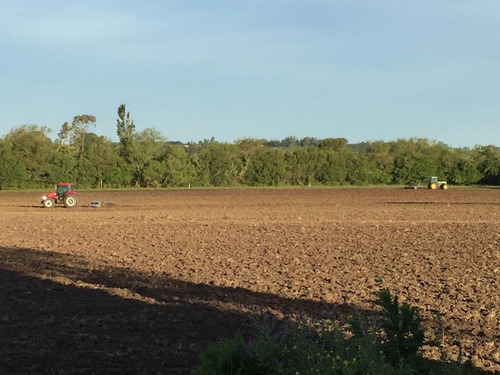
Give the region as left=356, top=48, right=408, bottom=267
left=41, top=182, right=78, bottom=208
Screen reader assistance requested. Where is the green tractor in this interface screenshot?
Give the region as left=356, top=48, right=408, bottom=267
left=428, top=176, right=448, bottom=190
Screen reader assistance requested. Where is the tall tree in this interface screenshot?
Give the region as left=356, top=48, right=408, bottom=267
left=58, top=115, right=96, bottom=159
left=116, top=104, right=136, bottom=161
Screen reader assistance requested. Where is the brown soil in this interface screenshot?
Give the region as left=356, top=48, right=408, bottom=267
left=1, top=188, right=499, bottom=374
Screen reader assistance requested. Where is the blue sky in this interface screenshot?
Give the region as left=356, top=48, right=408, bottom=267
left=1, top=0, right=499, bottom=148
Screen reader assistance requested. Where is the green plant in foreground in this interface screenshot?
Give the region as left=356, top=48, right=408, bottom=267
left=371, top=288, right=425, bottom=364
left=197, top=338, right=247, bottom=375
left=196, top=289, right=480, bottom=375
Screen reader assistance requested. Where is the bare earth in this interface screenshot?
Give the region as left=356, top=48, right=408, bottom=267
left=0, top=188, right=499, bottom=374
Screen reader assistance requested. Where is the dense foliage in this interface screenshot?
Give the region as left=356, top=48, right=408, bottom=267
left=196, top=289, right=478, bottom=375
left=1, top=105, right=499, bottom=189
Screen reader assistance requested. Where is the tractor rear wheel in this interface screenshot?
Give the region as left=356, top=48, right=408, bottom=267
left=43, top=198, right=55, bottom=208
left=430, top=182, right=438, bottom=189
left=64, top=195, right=78, bottom=208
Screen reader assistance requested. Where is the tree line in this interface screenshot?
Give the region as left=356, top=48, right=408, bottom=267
left=1, top=104, right=499, bottom=189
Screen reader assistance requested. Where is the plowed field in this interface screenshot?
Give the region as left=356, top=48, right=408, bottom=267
left=1, top=188, right=499, bottom=374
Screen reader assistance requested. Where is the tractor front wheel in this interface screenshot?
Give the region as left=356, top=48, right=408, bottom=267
left=43, top=198, right=55, bottom=208
left=441, top=183, right=448, bottom=190
left=64, top=195, right=78, bottom=208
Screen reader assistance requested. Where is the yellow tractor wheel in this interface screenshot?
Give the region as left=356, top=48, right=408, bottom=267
left=441, top=183, right=448, bottom=190
left=430, top=182, right=437, bottom=189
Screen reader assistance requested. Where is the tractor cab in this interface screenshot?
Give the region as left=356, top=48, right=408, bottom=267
left=56, top=183, right=75, bottom=200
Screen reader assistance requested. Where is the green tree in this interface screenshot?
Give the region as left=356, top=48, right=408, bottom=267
left=103, top=157, right=134, bottom=188
left=50, top=142, right=77, bottom=183
left=58, top=115, right=97, bottom=159
left=365, top=141, right=394, bottom=184
left=244, top=147, right=289, bottom=186
left=130, top=128, right=166, bottom=187
left=392, top=153, right=436, bottom=185
left=142, top=159, right=165, bottom=187
left=235, top=138, right=265, bottom=183
left=161, top=145, right=197, bottom=187
left=286, top=147, right=323, bottom=185
left=83, top=134, right=120, bottom=188
left=115, top=104, right=168, bottom=187
left=281, top=136, right=299, bottom=148
left=197, top=142, right=241, bottom=186
left=319, top=137, right=348, bottom=151
left=448, top=156, right=482, bottom=185
left=74, top=158, right=98, bottom=188
left=0, top=138, right=27, bottom=189
left=474, top=146, right=500, bottom=185
left=315, top=149, right=348, bottom=185
left=345, top=152, right=374, bottom=185
left=421, top=142, right=455, bottom=179
left=116, top=104, right=136, bottom=163
left=3, top=125, right=56, bottom=187
left=300, top=137, right=320, bottom=147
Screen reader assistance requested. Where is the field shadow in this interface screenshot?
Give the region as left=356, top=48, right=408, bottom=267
left=0, top=247, right=493, bottom=374
left=386, top=201, right=500, bottom=206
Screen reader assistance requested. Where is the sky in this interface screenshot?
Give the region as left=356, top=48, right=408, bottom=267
left=1, top=0, right=499, bottom=148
